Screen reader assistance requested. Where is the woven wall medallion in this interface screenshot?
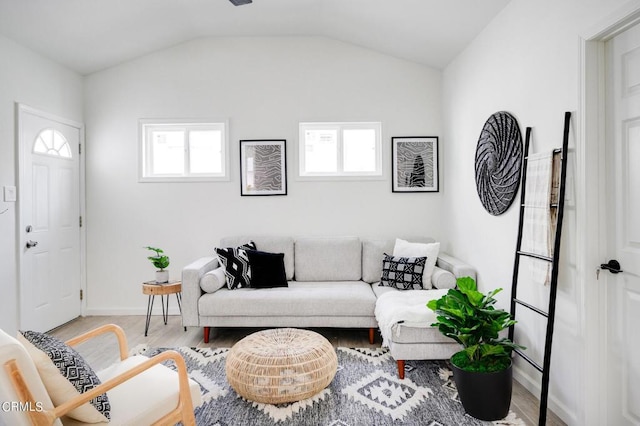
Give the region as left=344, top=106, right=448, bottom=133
left=474, top=111, right=523, bottom=215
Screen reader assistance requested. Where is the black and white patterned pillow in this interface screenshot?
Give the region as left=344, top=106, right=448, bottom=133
left=215, top=241, right=257, bottom=289
left=20, top=330, right=111, bottom=420
left=379, top=253, right=427, bottom=290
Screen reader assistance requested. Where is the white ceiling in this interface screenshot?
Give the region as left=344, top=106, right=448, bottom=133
left=0, top=0, right=510, bottom=75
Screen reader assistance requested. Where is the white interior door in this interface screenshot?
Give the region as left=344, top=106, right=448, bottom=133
left=18, top=105, right=83, bottom=332
left=605, top=21, right=640, bottom=425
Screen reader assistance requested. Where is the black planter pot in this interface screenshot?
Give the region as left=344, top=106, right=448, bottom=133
left=451, top=359, right=513, bottom=421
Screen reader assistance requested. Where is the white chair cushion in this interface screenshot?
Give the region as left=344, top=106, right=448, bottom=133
left=0, top=330, right=60, bottom=426
left=96, top=355, right=202, bottom=425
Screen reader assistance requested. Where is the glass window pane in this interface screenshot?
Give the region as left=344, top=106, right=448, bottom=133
left=151, top=130, right=184, bottom=174
left=34, top=138, right=48, bottom=154
left=33, top=129, right=72, bottom=158
left=38, top=129, right=54, bottom=153
left=53, top=132, right=66, bottom=151
left=304, top=129, right=338, bottom=173
left=58, top=142, right=72, bottom=158
left=343, top=129, right=376, bottom=172
left=189, top=130, right=222, bottom=174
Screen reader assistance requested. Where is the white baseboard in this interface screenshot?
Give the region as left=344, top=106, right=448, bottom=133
left=513, top=366, right=576, bottom=424
left=83, top=307, right=182, bottom=316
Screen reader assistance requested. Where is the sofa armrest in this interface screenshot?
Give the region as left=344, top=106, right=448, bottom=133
left=181, top=256, right=219, bottom=326
left=436, top=253, right=477, bottom=281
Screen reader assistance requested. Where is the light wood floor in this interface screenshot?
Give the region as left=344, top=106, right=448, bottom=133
left=50, top=315, right=566, bottom=426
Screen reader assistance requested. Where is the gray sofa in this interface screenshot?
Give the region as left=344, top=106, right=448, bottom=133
left=181, top=236, right=476, bottom=378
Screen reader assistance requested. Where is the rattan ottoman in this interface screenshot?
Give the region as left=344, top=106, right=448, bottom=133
left=225, top=328, right=338, bottom=404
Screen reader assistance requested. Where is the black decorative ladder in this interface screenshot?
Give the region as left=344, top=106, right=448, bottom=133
left=508, top=111, right=571, bottom=426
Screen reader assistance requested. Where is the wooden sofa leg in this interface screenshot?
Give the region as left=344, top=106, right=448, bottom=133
left=369, top=328, right=375, bottom=344
left=203, top=327, right=210, bottom=344
left=397, top=360, right=405, bottom=379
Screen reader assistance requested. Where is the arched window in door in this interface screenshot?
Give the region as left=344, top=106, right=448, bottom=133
left=33, top=129, right=72, bottom=158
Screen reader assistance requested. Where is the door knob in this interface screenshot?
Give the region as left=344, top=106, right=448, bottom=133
left=600, top=259, right=623, bottom=274
left=26, top=240, right=38, bottom=249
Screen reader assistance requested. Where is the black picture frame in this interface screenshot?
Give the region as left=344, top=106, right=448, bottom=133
left=239, top=139, right=287, bottom=196
left=392, top=136, right=439, bottom=192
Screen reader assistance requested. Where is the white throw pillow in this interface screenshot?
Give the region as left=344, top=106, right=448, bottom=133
left=393, top=238, right=440, bottom=289
left=200, top=266, right=227, bottom=293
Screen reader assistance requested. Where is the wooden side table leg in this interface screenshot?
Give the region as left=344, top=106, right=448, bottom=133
left=145, top=295, right=155, bottom=337
left=161, top=295, right=168, bottom=325
left=176, top=293, right=186, bottom=332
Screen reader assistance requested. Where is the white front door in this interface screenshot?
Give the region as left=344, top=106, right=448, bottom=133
left=604, top=21, right=640, bottom=425
left=18, top=105, right=83, bottom=332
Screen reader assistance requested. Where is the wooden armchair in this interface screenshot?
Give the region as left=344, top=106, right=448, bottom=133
left=0, top=324, right=201, bottom=426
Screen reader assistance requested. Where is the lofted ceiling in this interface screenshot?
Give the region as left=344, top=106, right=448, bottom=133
left=0, top=0, right=510, bottom=75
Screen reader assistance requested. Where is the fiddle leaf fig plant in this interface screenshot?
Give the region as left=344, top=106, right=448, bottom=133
left=145, top=246, right=170, bottom=271
left=427, top=276, right=524, bottom=373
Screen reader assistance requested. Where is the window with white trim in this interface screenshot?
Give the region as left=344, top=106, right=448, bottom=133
left=140, top=120, right=228, bottom=182
left=298, top=122, right=382, bottom=178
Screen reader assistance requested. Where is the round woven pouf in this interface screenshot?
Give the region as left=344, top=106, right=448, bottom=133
left=225, top=328, right=338, bottom=404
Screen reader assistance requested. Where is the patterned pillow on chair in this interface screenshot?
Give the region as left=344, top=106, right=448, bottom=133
left=215, top=241, right=257, bottom=289
left=379, top=253, right=427, bottom=290
left=18, top=330, right=111, bottom=423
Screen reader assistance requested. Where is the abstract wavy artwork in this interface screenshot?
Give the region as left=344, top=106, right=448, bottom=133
left=250, top=145, right=282, bottom=191
left=240, top=140, right=287, bottom=196
left=392, top=136, right=439, bottom=192
left=474, top=111, right=523, bottom=215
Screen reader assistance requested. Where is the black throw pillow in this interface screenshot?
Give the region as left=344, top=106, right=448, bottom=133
left=245, top=250, right=288, bottom=289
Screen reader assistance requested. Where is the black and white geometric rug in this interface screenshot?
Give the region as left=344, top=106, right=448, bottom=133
left=138, top=346, right=525, bottom=426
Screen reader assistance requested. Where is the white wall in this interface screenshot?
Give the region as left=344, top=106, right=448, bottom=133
left=442, top=0, right=630, bottom=424
left=0, top=35, right=83, bottom=334
left=83, top=36, right=442, bottom=314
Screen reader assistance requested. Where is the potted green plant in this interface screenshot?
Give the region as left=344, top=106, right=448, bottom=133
left=145, top=246, right=170, bottom=283
left=427, top=276, right=524, bottom=421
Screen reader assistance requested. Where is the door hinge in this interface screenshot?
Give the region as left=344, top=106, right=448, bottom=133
left=79, top=143, right=82, bottom=155
left=79, top=216, right=83, bottom=227
left=80, top=289, right=83, bottom=300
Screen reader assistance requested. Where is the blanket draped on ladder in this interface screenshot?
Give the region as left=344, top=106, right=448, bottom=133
left=521, top=151, right=560, bottom=286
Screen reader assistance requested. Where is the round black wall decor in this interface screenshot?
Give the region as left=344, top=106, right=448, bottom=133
left=475, top=111, right=523, bottom=216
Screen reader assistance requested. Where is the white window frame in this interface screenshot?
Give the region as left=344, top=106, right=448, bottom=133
left=298, top=121, right=383, bottom=180
left=139, top=118, right=229, bottom=182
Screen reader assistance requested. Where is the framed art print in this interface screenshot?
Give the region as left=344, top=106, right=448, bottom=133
left=392, top=136, right=439, bottom=192
left=240, top=139, right=287, bottom=196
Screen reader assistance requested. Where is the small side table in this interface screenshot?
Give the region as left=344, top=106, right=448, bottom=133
left=142, top=280, right=186, bottom=336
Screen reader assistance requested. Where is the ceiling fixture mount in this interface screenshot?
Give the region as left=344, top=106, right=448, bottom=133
left=229, top=0, right=252, bottom=5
